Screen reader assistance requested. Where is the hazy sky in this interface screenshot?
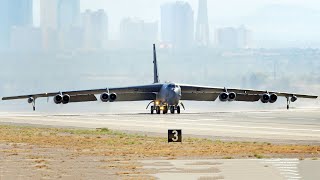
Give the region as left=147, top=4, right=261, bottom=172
left=32, top=0, right=320, bottom=44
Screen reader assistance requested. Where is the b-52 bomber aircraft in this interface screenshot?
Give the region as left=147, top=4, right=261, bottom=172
left=2, top=44, right=318, bottom=114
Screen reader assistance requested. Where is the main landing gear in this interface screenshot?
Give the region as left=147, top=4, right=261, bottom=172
left=150, top=105, right=181, bottom=114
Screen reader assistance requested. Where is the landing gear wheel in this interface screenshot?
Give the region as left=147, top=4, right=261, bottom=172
left=151, top=106, right=154, bottom=114
left=156, top=106, right=161, bottom=114
left=170, top=106, right=175, bottom=114
left=177, top=106, right=181, bottom=114
left=163, top=106, right=168, bottom=114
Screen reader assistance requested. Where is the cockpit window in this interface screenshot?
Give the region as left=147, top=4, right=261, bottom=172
left=168, top=84, right=175, bottom=88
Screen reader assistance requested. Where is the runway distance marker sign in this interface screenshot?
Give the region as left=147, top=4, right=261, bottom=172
left=168, top=129, right=182, bottom=143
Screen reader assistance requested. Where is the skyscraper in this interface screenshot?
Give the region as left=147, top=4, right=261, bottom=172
left=40, top=0, right=80, bottom=30
left=0, top=0, right=33, bottom=50
left=215, top=26, right=252, bottom=49
left=120, top=18, right=158, bottom=48
left=40, top=0, right=58, bottom=29
left=196, top=0, right=209, bottom=47
left=57, top=0, right=80, bottom=29
left=82, top=9, right=108, bottom=49
left=40, top=0, right=80, bottom=50
left=161, top=1, right=194, bottom=49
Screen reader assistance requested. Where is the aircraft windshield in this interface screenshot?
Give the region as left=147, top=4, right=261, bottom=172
left=168, top=84, right=175, bottom=89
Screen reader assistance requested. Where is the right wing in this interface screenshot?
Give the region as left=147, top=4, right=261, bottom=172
left=2, top=84, right=162, bottom=103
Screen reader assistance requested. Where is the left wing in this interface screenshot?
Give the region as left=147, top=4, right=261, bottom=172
left=179, top=84, right=318, bottom=101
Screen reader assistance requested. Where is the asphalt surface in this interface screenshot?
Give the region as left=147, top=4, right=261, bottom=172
left=0, top=109, right=320, bottom=179
left=0, top=108, right=319, bottom=144
left=140, top=159, right=320, bottom=180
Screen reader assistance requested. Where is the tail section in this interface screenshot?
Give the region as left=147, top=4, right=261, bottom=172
left=153, top=44, right=160, bottom=83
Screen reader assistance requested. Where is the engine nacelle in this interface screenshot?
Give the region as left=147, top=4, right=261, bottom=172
left=109, top=93, right=117, bottom=102
left=54, top=94, right=63, bottom=104
left=62, top=94, right=70, bottom=104
left=27, top=97, right=34, bottom=104
left=261, top=93, right=270, bottom=103
left=219, top=92, right=229, bottom=102
left=228, top=92, right=236, bottom=101
left=269, top=93, right=278, bottom=103
left=100, top=93, right=109, bottom=102
left=291, top=95, right=298, bottom=102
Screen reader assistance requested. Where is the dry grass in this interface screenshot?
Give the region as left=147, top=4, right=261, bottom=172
left=0, top=125, right=319, bottom=159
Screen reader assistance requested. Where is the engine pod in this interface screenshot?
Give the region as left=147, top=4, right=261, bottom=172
left=54, top=94, right=63, bottom=104
left=109, top=93, right=117, bottom=102
left=269, top=93, right=278, bottom=103
left=27, top=97, right=34, bottom=104
left=291, top=95, right=297, bottom=102
left=261, top=93, right=270, bottom=103
left=219, top=92, right=229, bottom=102
left=62, top=94, right=70, bottom=104
left=228, top=92, right=236, bottom=101
left=100, top=93, right=109, bottom=102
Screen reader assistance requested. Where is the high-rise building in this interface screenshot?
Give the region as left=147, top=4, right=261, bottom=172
left=57, top=0, right=80, bottom=29
left=40, top=0, right=58, bottom=29
left=120, top=18, right=158, bottom=48
left=40, top=0, right=80, bottom=50
left=161, top=1, right=194, bottom=49
left=215, top=26, right=252, bottom=49
left=82, top=9, right=108, bottom=49
left=10, top=27, right=41, bottom=52
left=0, top=0, right=33, bottom=50
left=196, top=0, right=209, bottom=47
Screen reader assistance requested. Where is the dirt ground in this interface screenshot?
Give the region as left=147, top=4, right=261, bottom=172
left=0, top=125, right=319, bottom=179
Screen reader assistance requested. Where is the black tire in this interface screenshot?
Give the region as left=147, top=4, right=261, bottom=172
left=163, top=106, right=168, bottom=114
left=151, top=106, right=154, bottom=114
left=177, top=106, right=181, bottom=114
left=170, top=106, right=175, bottom=114
left=156, top=106, right=161, bottom=114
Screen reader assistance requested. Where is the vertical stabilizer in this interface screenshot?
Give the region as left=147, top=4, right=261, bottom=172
left=153, top=44, right=160, bottom=83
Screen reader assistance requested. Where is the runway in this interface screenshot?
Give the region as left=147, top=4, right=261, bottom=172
left=0, top=108, right=319, bottom=144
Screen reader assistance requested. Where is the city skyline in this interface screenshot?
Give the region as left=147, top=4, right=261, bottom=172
left=2, top=0, right=320, bottom=49
left=30, top=0, right=320, bottom=47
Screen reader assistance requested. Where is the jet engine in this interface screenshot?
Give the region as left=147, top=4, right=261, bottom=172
left=109, top=93, right=117, bottom=102
left=261, top=93, right=270, bottom=103
left=219, top=92, right=229, bottom=102
left=269, top=93, right=278, bottom=103
left=291, top=95, right=297, bottom=102
left=54, top=94, right=63, bottom=104
left=228, top=92, right=236, bottom=101
left=27, top=97, right=34, bottom=104
left=100, top=93, right=109, bottom=102
left=62, top=94, right=70, bottom=104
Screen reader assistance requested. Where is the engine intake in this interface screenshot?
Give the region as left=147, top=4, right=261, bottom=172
left=62, top=94, right=70, bottom=104
left=228, top=92, right=236, bottom=101
left=54, top=94, right=63, bottom=104
left=269, top=93, right=278, bottom=103
left=261, top=93, right=270, bottom=103
left=109, top=93, right=117, bottom=102
left=219, top=92, right=229, bottom=102
left=100, top=93, right=109, bottom=102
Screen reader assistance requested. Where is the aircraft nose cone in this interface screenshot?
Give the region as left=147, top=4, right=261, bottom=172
left=167, top=89, right=180, bottom=105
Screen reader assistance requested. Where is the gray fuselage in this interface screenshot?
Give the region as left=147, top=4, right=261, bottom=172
left=157, top=83, right=181, bottom=106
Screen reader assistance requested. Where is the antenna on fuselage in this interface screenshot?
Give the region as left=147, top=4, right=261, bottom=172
left=153, top=44, right=160, bottom=83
